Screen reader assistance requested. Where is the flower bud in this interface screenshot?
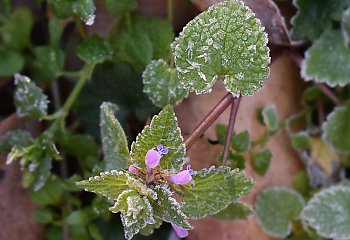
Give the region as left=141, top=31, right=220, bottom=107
left=169, top=170, right=192, bottom=185
left=128, top=164, right=138, bottom=174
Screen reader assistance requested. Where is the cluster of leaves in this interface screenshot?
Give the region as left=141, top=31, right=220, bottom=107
left=254, top=0, right=350, bottom=239
left=215, top=105, right=278, bottom=176
left=77, top=103, right=254, bottom=239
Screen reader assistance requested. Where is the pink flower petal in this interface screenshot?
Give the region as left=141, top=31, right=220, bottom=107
left=171, top=224, right=188, bottom=238
left=145, top=149, right=161, bottom=169
left=169, top=170, right=192, bottom=185
left=128, top=164, right=138, bottom=174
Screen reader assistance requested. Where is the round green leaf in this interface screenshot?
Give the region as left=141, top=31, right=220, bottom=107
left=255, top=187, right=305, bottom=238
left=172, top=0, right=270, bottom=95
left=301, top=29, right=350, bottom=87
left=77, top=35, right=112, bottom=63
left=302, top=186, right=350, bottom=239
left=322, top=105, right=350, bottom=153
left=143, top=59, right=188, bottom=107
left=0, top=49, right=24, bottom=77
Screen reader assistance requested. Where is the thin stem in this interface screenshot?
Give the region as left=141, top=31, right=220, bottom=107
left=75, top=18, right=87, bottom=39
left=167, top=0, right=173, bottom=24
left=51, top=81, right=62, bottom=112
left=62, top=64, right=95, bottom=113
left=222, top=96, right=241, bottom=165
left=316, top=83, right=341, bottom=105
left=185, top=93, right=235, bottom=150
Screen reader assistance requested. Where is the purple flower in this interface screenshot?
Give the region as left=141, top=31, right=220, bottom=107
left=171, top=224, right=188, bottom=238
left=168, top=165, right=196, bottom=185
left=145, top=149, right=162, bottom=169
left=128, top=164, right=138, bottom=174
left=157, top=144, right=169, bottom=155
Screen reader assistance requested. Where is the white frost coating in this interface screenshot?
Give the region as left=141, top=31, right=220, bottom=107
left=85, top=14, right=95, bottom=25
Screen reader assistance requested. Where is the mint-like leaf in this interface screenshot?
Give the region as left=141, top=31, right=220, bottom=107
left=302, top=186, right=350, bottom=239
left=251, top=148, right=272, bottom=176
left=212, top=202, right=252, bottom=220
left=76, top=170, right=131, bottom=200
left=172, top=0, right=270, bottom=95
left=180, top=166, right=253, bottom=219
left=131, top=106, right=185, bottom=171
left=109, top=189, right=155, bottom=240
left=322, top=105, right=350, bottom=153
left=291, top=0, right=350, bottom=41
left=301, top=29, right=350, bottom=87
left=100, top=102, right=130, bottom=170
left=77, top=35, right=112, bottom=63
left=261, top=105, right=279, bottom=131
left=143, top=59, right=188, bottom=108
left=152, top=187, right=191, bottom=230
left=14, top=74, right=49, bottom=118
left=0, top=129, right=33, bottom=152
left=255, top=187, right=305, bottom=238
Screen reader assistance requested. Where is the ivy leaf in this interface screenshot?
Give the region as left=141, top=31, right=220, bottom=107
left=0, top=49, right=24, bottom=77
left=0, top=7, right=32, bottom=50
left=172, top=0, right=270, bottom=95
left=152, top=187, right=191, bottom=230
left=211, top=202, right=252, bottom=220
left=100, top=102, right=130, bottom=171
left=14, top=74, right=49, bottom=118
left=290, top=131, right=310, bottom=150
left=291, top=0, right=350, bottom=41
left=232, top=130, right=250, bottom=152
left=109, top=189, right=155, bottom=240
left=34, top=46, right=65, bottom=82
left=261, top=105, right=278, bottom=131
left=322, top=105, right=350, bottom=153
left=302, top=186, right=350, bottom=239
left=105, top=0, right=138, bottom=16
left=301, top=29, right=350, bottom=87
left=143, top=59, right=188, bottom=108
left=251, top=148, right=272, bottom=176
left=342, top=7, right=350, bottom=48
left=180, top=166, right=253, bottom=219
left=77, top=35, right=112, bottom=64
left=255, top=187, right=305, bottom=238
left=131, top=106, right=185, bottom=171
left=76, top=170, right=130, bottom=200
left=0, top=129, right=34, bottom=152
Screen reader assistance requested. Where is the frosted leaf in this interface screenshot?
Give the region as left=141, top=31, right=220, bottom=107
left=255, top=187, right=305, bottom=238
left=291, top=0, right=350, bottom=41
left=77, top=35, right=112, bottom=64
left=0, top=130, right=34, bottom=152
left=75, top=170, right=131, bottom=200
left=301, top=186, right=350, bottom=239
left=152, top=186, right=192, bottom=230
left=131, top=106, right=185, bottom=171
left=100, top=102, right=130, bottom=171
left=109, top=189, right=155, bottom=240
left=212, top=202, right=252, bottom=220
left=342, top=7, right=350, bottom=48
left=126, top=177, right=157, bottom=200
left=71, top=0, right=96, bottom=26
left=172, top=0, right=270, bottom=95
left=143, top=59, right=188, bottom=108
left=179, top=166, right=253, bottom=218
left=322, top=105, right=350, bottom=153
left=301, top=29, right=350, bottom=87
left=139, top=217, right=163, bottom=236
left=14, top=74, right=49, bottom=118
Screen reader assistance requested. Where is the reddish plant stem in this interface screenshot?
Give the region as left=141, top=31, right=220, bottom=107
left=185, top=93, right=235, bottom=150
left=315, top=83, right=341, bottom=105
left=222, top=96, right=242, bottom=165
